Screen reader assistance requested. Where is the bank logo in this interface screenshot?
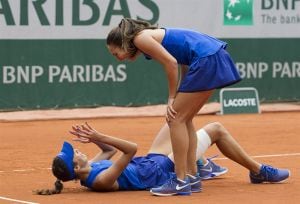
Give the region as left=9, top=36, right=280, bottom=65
left=224, top=0, right=253, bottom=25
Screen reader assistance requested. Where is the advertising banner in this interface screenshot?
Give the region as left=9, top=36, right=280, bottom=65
left=0, top=0, right=299, bottom=110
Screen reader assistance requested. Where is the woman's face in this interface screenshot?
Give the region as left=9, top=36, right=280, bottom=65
left=107, top=44, right=131, bottom=61
left=73, top=149, right=88, bottom=167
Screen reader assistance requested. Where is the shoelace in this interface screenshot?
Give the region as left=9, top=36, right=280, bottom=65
left=207, top=155, right=221, bottom=169
left=207, top=154, right=219, bottom=161
left=262, top=165, right=278, bottom=178
left=197, top=154, right=219, bottom=166
left=162, top=173, right=177, bottom=187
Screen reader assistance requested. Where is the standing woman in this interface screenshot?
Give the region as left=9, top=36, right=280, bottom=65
left=106, top=18, right=241, bottom=196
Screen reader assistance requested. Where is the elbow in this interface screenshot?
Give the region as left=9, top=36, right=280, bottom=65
left=123, top=142, right=138, bottom=156
left=133, top=143, right=138, bottom=154
left=164, top=60, right=178, bottom=76
left=163, top=58, right=177, bottom=69
left=130, top=143, right=138, bottom=156
left=168, top=59, right=178, bottom=69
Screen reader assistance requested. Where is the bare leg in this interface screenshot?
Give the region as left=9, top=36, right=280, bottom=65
left=185, top=120, right=199, bottom=175
left=169, top=90, right=212, bottom=179
left=150, top=121, right=266, bottom=175
left=149, top=123, right=211, bottom=166
left=148, top=123, right=173, bottom=155
left=203, top=122, right=261, bottom=173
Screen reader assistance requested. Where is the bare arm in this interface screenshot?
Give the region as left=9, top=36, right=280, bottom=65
left=133, top=31, right=179, bottom=99
left=179, top=65, right=188, bottom=86
left=134, top=31, right=179, bottom=120
left=89, top=141, right=117, bottom=163
left=70, top=123, right=137, bottom=191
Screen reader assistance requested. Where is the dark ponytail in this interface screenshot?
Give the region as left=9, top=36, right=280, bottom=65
left=33, top=179, right=63, bottom=195
left=34, top=157, right=74, bottom=195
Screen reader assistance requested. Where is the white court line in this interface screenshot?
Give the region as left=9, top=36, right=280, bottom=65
left=0, top=196, right=39, bottom=204
left=214, top=152, right=300, bottom=160
left=13, top=169, right=35, bottom=172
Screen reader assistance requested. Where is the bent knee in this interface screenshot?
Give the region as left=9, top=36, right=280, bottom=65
left=167, top=114, right=192, bottom=126
left=203, top=122, right=226, bottom=141
left=210, top=122, right=225, bottom=132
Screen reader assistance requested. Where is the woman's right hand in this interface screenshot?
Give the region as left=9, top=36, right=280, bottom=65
left=166, top=98, right=177, bottom=122
left=69, top=122, right=103, bottom=144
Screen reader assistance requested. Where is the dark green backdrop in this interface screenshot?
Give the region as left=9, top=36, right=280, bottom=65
left=0, top=38, right=299, bottom=110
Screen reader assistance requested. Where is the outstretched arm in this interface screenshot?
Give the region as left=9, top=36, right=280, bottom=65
left=70, top=122, right=137, bottom=191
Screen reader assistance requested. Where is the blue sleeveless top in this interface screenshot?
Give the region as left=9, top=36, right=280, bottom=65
left=143, top=28, right=241, bottom=92
left=80, top=160, right=146, bottom=190
left=161, top=28, right=227, bottom=65
left=80, top=154, right=174, bottom=191
left=144, top=28, right=227, bottom=65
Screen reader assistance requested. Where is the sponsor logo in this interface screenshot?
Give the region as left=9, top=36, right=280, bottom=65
left=224, top=0, right=253, bottom=25
left=175, top=183, right=189, bottom=191
left=0, top=0, right=159, bottom=26
left=190, top=180, right=200, bottom=185
left=200, top=166, right=212, bottom=172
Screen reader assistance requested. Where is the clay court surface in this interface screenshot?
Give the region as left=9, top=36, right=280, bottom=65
left=0, top=111, right=299, bottom=204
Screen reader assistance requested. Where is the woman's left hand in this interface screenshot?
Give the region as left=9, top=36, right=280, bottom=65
left=166, top=98, right=177, bottom=122
left=69, top=122, right=101, bottom=143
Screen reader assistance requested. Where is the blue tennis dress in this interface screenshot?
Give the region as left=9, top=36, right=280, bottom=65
left=80, top=153, right=174, bottom=191
left=146, top=28, right=241, bottom=92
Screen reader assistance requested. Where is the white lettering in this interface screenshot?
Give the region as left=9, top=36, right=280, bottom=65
left=2, top=64, right=128, bottom=84
left=59, top=66, right=72, bottom=82
left=272, top=62, right=300, bottom=78
left=224, top=98, right=257, bottom=107
left=236, top=62, right=269, bottom=79
left=17, top=66, right=30, bottom=83
left=92, top=65, right=104, bottom=82
left=281, top=62, right=292, bottom=77
left=3, top=66, right=43, bottom=84
left=104, top=65, right=116, bottom=81
left=31, top=66, right=44, bottom=83
left=49, top=65, right=61, bottom=83
left=293, top=62, right=300, bottom=77
left=73, top=65, right=85, bottom=82
left=3, top=66, right=15, bottom=84
left=236, top=63, right=246, bottom=78
left=116, top=64, right=127, bottom=82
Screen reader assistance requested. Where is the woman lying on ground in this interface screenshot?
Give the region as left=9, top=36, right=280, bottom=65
left=35, top=122, right=290, bottom=196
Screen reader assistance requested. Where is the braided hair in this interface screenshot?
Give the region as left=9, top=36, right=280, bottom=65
left=106, top=18, right=158, bottom=57
left=33, top=157, right=73, bottom=195
left=33, top=179, right=63, bottom=195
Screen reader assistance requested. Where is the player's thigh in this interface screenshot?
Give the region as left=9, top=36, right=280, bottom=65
left=172, top=90, right=213, bottom=120
left=148, top=123, right=172, bottom=155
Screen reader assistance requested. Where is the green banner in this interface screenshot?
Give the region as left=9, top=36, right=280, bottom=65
left=0, top=1, right=299, bottom=110
left=0, top=40, right=167, bottom=110
left=0, top=38, right=299, bottom=110
left=223, top=38, right=300, bottom=102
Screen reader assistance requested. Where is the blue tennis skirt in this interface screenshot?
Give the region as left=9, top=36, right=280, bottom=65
left=132, top=153, right=174, bottom=189
left=178, top=48, right=241, bottom=92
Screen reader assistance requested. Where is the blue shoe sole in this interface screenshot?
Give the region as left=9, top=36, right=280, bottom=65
left=191, top=188, right=202, bottom=193
left=150, top=190, right=192, bottom=196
